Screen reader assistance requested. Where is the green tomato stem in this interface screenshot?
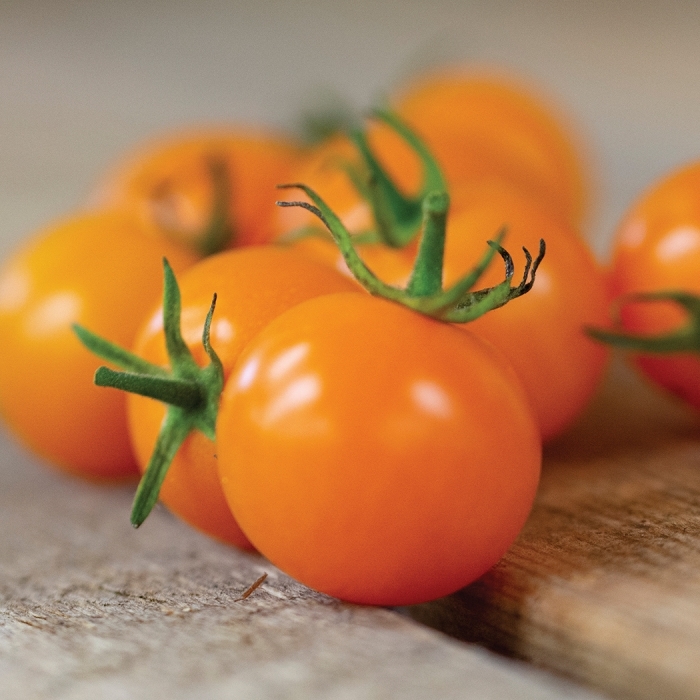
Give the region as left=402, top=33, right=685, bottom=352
left=405, top=191, right=449, bottom=297
left=587, top=289, right=700, bottom=354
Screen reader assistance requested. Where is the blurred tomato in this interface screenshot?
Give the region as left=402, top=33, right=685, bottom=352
left=92, top=128, right=302, bottom=254
left=0, top=210, right=196, bottom=479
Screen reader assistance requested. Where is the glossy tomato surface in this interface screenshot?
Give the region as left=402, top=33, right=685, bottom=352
left=92, top=129, right=302, bottom=252
left=217, top=293, right=541, bottom=605
left=609, top=162, right=700, bottom=408
left=393, top=70, right=591, bottom=228
left=127, top=246, right=359, bottom=547
left=0, top=211, right=197, bottom=479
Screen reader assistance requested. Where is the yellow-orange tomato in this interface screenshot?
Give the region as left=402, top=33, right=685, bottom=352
left=393, top=70, right=591, bottom=228
left=217, top=292, right=541, bottom=605
left=91, top=129, right=302, bottom=253
left=0, top=211, right=197, bottom=479
left=126, top=247, right=359, bottom=547
left=609, top=162, right=700, bottom=408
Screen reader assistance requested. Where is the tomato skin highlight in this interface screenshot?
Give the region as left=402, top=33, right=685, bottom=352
left=0, top=211, right=197, bottom=479
left=217, top=293, right=541, bottom=606
left=127, top=247, right=360, bottom=547
left=609, top=162, right=700, bottom=408
left=92, top=129, right=302, bottom=251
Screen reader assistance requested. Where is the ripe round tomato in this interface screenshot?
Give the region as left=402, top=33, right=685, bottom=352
left=126, top=247, right=359, bottom=547
left=607, top=162, right=700, bottom=408
left=392, top=69, right=591, bottom=228
left=0, top=210, right=197, bottom=479
left=217, top=292, right=541, bottom=605
left=91, top=128, right=302, bottom=254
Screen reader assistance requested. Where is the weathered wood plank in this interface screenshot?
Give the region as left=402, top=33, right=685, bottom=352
left=0, top=431, right=603, bottom=699
left=409, top=358, right=700, bottom=700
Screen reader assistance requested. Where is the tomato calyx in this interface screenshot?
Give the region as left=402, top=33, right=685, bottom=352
left=151, top=157, right=235, bottom=256
left=347, top=109, right=447, bottom=248
left=73, top=259, right=224, bottom=527
left=587, top=290, right=700, bottom=354
left=278, top=183, right=545, bottom=323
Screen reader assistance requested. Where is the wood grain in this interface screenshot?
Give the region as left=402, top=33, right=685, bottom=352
left=409, top=356, right=700, bottom=700
left=0, top=430, right=603, bottom=699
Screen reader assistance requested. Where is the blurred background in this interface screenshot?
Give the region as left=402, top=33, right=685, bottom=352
left=2, top=0, right=700, bottom=260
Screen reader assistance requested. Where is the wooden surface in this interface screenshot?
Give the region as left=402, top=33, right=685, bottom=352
left=409, top=357, right=700, bottom=700
left=0, top=424, right=604, bottom=700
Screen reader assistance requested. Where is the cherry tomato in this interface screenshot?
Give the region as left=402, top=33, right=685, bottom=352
left=393, top=69, right=590, bottom=228
left=607, top=162, right=700, bottom=408
left=217, top=292, right=541, bottom=606
left=126, top=247, right=359, bottom=547
left=285, top=181, right=610, bottom=441
left=91, top=128, right=302, bottom=253
left=0, top=210, right=197, bottom=479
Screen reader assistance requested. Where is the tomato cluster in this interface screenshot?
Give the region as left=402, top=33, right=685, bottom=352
left=0, top=66, right=634, bottom=606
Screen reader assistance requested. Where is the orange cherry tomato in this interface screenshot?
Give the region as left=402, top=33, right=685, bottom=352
left=608, top=162, right=700, bottom=408
left=217, top=292, right=541, bottom=605
left=91, top=128, right=302, bottom=253
left=393, top=69, right=591, bottom=228
left=0, top=210, right=197, bottom=479
left=126, top=247, right=359, bottom=547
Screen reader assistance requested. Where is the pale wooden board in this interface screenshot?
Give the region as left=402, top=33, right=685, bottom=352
left=0, top=431, right=606, bottom=700
left=409, top=357, right=700, bottom=700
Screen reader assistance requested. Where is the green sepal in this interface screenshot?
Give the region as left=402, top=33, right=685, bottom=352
left=587, top=290, right=700, bottom=354
left=94, top=367, right=202, bottom=409
left=73, top=258, right=224, bottom=528
left=130, top=414, right=192, bottom=526
left=277, top=184, right=545, bottom=324
left=73, top=324, right=167, bottom=377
